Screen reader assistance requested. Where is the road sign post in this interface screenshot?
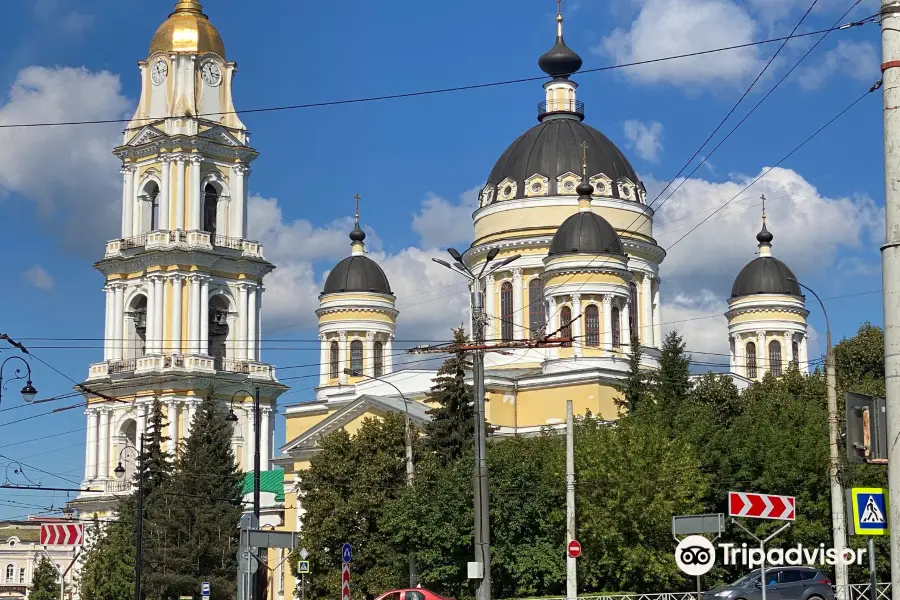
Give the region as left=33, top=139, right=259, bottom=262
left=847, top=488, right=889, bottom=600
left=673, top=514, right=725, bottom=600
left=728, top=492, right=796, bottom=600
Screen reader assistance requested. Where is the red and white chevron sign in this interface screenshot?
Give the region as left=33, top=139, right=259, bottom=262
left=341, top=562, right=350, bottom=600
left=729, top=491, right=796, bottom=521
left=40, top=523, right=84, bottom=546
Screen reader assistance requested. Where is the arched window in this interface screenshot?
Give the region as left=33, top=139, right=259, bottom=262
left=629, top=282, right=639, bottom=342
left=611, top=306, right=621, bottom=349
left=374, top=341, right=384, bottom=377
left=500, top=282, right=513, bottom=342
left=350, top=340, right=363, bottom=375
left=746, top=342, right=757, bottom=379
left=528, top=279, right=546, bottom=339
left=769, top=340, right=783, bottom=377
left=560, top=306, right=572, bottom=347
left=141, top=182, right=160, bottom=233
left=792, top=341, right=800, bottom=368
left=329, top=342, right=339, bottom=379
left=203, top=183, right=218, bottom=236
left=5, top=564, right=13, bottom=582
left=585, top=305, right=600, bottom=347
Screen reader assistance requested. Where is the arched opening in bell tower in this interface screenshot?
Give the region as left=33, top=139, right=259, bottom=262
left=208, top=295, right=230, bottom=366
left=118, top=419, right=137, bottom=483
left=203, top=183, right=218, bottom=237
left=140, top=182, right=161, bottom=233
left=125, top=294, right=148, bottom=360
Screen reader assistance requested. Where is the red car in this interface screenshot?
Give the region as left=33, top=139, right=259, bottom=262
left=375, top=589, right=455, bottom=600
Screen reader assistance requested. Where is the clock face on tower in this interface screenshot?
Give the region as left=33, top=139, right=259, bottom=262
left=150, top=59, right=167, bottom=85
left=201, top=61, right=222, bottom=87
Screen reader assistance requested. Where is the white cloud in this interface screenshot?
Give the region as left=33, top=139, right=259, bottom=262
left=623, top=119, right=664, bottom=162
left=411, top=187, right=479, bottom=249
left=22, top=265, right=54, bottom=291
left=0, top=67, right=130, bottom=254
left=662, top=290, right=730, bottom=360
left=797, top=41, right=880, bottom=91
left=598, top=0, right=766, bottom=88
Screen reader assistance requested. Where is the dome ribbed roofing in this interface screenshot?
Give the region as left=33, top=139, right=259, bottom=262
left=323, top=256, right=392, bottom=295
left=549, top=211, right=624, bottom=256
left=487, top=118, right=640, bottom=200
left=730, top=257, right=802, bottom=298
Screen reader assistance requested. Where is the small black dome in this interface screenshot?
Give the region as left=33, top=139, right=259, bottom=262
left=323, top=256, right=392, bottom=295
left=731, top=257, right=802, bottom=298
left=539, top=36, right=583, bottom=78
left=549, top=211, right=623, bottom=256
left=576, top=179, right=593, bottom=197
left=487, top=118, right=640, bottom=200
left=756, top=223, right=773, bottom=245
left=349, top=224, right=366, bottom=243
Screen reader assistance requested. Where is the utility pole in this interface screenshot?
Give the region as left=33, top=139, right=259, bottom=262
left=565, top=400, right=577, bottom=600
left=135, top=433, right=144, bottom=600
left=881, top=2, right=900, bottom=596
left=253, top=386, right=263, bottom=600
left=471, top=275, right=492, bottom=600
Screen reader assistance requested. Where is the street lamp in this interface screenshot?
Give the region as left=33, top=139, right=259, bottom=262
left=0, top=355, right=38, bottom=407
left=113, top=434, right=144, bottom=600
left=431, top=246, right=520, bottom=600
left=787, top=277, right=847, bottom=600
left=344, top=368, right=416, bottom=586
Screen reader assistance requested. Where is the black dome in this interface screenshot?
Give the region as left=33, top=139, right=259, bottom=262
left=730, top=257, right=802, bottom=298
left=323, top=256, right=392, bottom=295
left=487, top=118, right=641, bottom=200
left=549, top=211, right=624, bottom=256
left=539, top=37, right=583, bottom=78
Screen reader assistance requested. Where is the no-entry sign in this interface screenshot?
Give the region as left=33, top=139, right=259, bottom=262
left=567, top=540, right=582, bottom=558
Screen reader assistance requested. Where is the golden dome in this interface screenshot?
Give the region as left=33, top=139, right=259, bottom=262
left=149, top=0, right=225, bottom=58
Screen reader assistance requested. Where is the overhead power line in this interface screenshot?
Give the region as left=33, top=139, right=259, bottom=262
left=0, top=18, right=876, bottom=131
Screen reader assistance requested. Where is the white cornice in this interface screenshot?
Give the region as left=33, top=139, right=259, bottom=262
left=94, top=248, right=275, bottom=278
left=472, top=195, right=654, bottom=222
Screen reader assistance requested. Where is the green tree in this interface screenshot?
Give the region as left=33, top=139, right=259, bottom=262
left=616, top=334, right=647, bottom=414
left=425, top=328, right=476, bottom=464
left=78, top=516, right=135, bottom=600
left=139, top=397, right=171, bottom=494
left=30, top=557, right=59, bottom=600
left=652, top=331, right=692, bottom=417
left=836, top=322, right=885, bottom=397
left=147, top=389, right=244, bottom=600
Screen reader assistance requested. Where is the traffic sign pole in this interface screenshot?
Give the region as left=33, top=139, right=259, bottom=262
left=731, top=518, right=792, bottom=600
left=565, top=400, right=577, bottom=600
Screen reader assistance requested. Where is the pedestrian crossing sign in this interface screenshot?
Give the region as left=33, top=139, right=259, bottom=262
left=851, top=487, right=889, bottom=535
left=298, top=560, right=310, bottom=574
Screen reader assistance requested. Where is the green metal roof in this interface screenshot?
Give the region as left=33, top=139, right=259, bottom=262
left=0, top=526, right=40, bottom=543
left=242, top=470, right=285, bottom=503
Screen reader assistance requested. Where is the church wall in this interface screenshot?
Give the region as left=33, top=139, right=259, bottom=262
left=511, top=383, right=619, bottom=427
left=474, top=202, right=653, bottom=242
left=729, top=310, right=806, bottom=325
left=318, top=312, right=394, bottom=325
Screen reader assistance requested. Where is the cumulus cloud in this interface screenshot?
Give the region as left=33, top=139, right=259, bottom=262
left=0, top=67, right=130, bottom=254
left=598, top=0, right=766, bottom=88
left=22, top=265, right=54, bottom=291
left=411, top=187, right=479, bottom=248
left=623, top=120, right=664, bottom=162
left=797, top=41, right=880, bottom=91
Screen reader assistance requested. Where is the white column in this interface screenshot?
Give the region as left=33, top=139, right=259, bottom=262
left=257, top=287, right=264, bottom=360
left=261, top=407, right=272, bottom=471
left=247, top=286, right=258, bottom=361
left=190, top=276, right=201, bottom=354
left=241, top=167, right=250, bottom=241
left=365, top=332, right=376, bottom=377
left=98, top=409, right=110, bottom=479
left=385, top=335, right=394, bottom=374
left=184, top=401, right=195, bottom=437
left=602, top=295, right=613, bottom=353
left=171, top=276, right=183, bottom=354
left=85, top=409, right=98, bottom=481
left=159, top=156, right=171, bottom=231
left=200, top=279, right=210, bottom=356
left=652, top=279, right=662, bottom=349
left=784, top=331, right=794, bottom=372
left=319, top=334, right=329, bottom=385
left=732, top=334, right=744, bottom=377
left=237, top=284, right=249, bottom=361
left=622, top=300, right=631, bottom=353
left=484, top=275, right=496, bottom=341
left=145, top=279, right=157, bottom=355
left=729, top=334, right=736, bottom=373
left=800, top=333, right=810, bottom=374
left=168, top=401, right=179, bottom=455
left=231, top=164, right=245, bottom=238
left=641, top=274, right=653, bottom=346
left=757, top=331, right=767, bottom=377
left=190, top=155, right=202, bottom=230
left=121, top=166, right=135, bottom=238
left=572, top=294, right=583, bottom=357
left=104, top=286, right=114, bottom=360
left=113, top=284, right=125, bottom=360
left=338, top=332, right=348, bottom=384
left=247, top=407, right=256, bottom=473
left=154, top=277, right=164, bottom=354
left=546, top=296, right=558, bottom=360
left=175, top=156, right=186, bottom=230
left=512, top=268, right=524, bottom=339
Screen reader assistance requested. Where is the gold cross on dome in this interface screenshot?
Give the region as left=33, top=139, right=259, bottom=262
left=557, top=0, right=562, bottom=17
left=760, top=194, right=767, bottom=223
left=581, top=141, right=589, bottom=176
left=353, top=193, right=361, bottom=222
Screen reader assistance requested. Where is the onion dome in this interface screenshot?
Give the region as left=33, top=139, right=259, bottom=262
left=349, top=223, right=366, bottom=243
left=730, top=204, right=801, bottom=298
left=549, top=211, right=624, bottom=256
left=538, top=14, right=583, bottom=78
left=149, top=0, right=226, bottom=58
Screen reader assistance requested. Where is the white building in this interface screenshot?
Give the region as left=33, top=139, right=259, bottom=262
left=0, top=520, right=79, bottom=600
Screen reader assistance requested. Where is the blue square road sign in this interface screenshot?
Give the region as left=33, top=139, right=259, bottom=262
left=851, top=487, right=889, bottom=535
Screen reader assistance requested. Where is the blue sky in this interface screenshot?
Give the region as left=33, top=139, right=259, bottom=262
left=0, top=0, right=887, bottom=517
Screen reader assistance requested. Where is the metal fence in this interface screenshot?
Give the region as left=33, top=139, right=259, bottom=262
left=511, top=585, right=890, bottom=600
left=847, top=583, right=890, bottom=600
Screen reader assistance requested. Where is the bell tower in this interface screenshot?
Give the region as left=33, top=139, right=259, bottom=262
left=74, top=1, right=286, bottom=515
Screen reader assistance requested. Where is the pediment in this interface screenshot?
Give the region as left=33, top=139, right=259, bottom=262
left=127, top=126, right=166, bottom=147
left=199, top=126, right=244, bottom=147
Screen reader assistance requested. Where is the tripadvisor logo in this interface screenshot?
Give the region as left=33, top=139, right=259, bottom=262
left=674, top=535, right=866, bottom=575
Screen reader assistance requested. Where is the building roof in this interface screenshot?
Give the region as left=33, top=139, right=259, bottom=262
left=0, top=523, right=40, bottom=543
left=322, top=255, right=392, bottom=295
left=549, top=211, right=624, bottom=256
left=149, top=1, right=226, bottom=57
left=486, top=118, right=640, bottom=201
left=242, top=470, right=285, bottom=503
left=730, top=257, right=802, bottom=298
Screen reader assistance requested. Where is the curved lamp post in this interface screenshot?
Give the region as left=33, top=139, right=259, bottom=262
left=344, top=368, right=416, bottom=585
left=113, top=435, right=144, bottom=600
left=0, top=355, right=38, bottom=408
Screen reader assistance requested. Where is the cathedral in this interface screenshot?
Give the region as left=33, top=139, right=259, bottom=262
left=69, top=1, right=812, bottom=597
